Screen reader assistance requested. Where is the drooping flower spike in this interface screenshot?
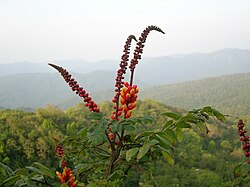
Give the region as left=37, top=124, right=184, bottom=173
left=49, top=25, right=165, bottom=121
left=48, top=63, right=100, bottom=113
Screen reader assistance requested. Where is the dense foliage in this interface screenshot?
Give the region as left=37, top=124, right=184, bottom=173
left=0, top=101, right=250, bottom=186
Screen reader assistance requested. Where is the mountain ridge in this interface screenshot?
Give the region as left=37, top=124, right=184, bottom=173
left=141, top=73, right=250, bottom=116
left=0, top=72, right=250, bottom=117
left=1, top=48, right=250, bottom=86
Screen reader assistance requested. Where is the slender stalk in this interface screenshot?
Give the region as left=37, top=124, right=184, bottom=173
left=129, top=25, right=165, bottom=85
left=111, top=35, right=137, bottom=120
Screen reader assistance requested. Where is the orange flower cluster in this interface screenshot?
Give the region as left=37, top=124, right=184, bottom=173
left=120, top=82, right=139, bottom=118
left=110, top=82, right=138, bottom=120
left=56, top=167, right=77, bottom=187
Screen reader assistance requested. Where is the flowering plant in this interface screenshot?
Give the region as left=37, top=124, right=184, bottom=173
left=0, top=26, right=228, bottom=187
left=48, top=26, right=225, bottom=186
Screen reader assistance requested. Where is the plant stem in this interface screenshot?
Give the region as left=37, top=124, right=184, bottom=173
left=105, top=149, right=119, bottom=178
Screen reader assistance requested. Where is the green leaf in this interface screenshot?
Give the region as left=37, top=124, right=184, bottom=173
left=135, top=131, right=154, bottom=140
left=197, top=122, right=209, bottom=134
left=116, top=122, right=123, bottom=132
left=2, top=175, right=20, bottom=186
left=143, top=116, right=155, bottom=124
left=110, top=124, right=117, bottom=133
left=33, top=162, right=54, bottom=178
left=0, top=163, right=13, bottom=176
left=119, top=119, right=136, bottom=126
left=155, top=134, right=174, bottom=149
left=26, top=166, right=42, bottom=174
left=211, top=108, right=226, bottom=121
left=0, top=167, right=6, bottom=177
left=60, top=184, right=69, bottom=187
left=28, top=173, right=43, bottom=181
left=92, top=129, right=105, bottom=136
left=13, top=179, right=26, bottom=187
left=163, top=120, right=173, bottom=130
left=62, top=136, right=75, bottom=145
left=201, top=106, right=225, bottom=121
left=13, top=168, right=29, bottom=176
left=176, top=121, right=192, bottom=128
left=234, top=163, right=250, bottom=178
left=178, top=115, right=193, bottom=122
left=26, top=178, right=38, bottom=187
left=163, top=112, right=182, bottom=120
left=107, top=170, right=123, bottom=180
left=201, top=106, right=213, bottom=113
left=124, top=124, right=136, bottom=131
left=135, top=118, right=143, bottom=124
left=148, top=139, right=159, bottom=146
left=163, top=129, right=178, bottom=143
left=88, top=112, right=103, bottom=120
left=176, top=128, right=183, bottom=142
left=200, top=113, right=209, bottom=120
left=90, top=134, right=105, bottom=146
left=93, top=149, right=110, bottom=158
left=126, top=148, right=139, bottom=162
left=159, top=147, right=174, bottom=165
left=77, top=128, right=88, bottom=138
left=137, top=144, right=150, bottom=160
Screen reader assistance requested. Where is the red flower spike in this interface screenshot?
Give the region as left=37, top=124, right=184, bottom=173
left=237, top=119, right=250, bottom=164
left=48, top=63, right=100, bottom=113
left=111, top=35, right=137, bottom=120
left=56, top=144, right=64, bottom=158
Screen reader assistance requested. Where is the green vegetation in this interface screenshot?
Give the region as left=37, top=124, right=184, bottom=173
left=1, top=100, right=249, bottom=186
left=1, top=25, right=250, bottom=187
left=1, top=73, right=250, bottom=117
left=142, top=73, right=250, bottom=116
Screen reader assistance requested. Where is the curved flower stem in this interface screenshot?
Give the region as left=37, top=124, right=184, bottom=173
left=48, top=63, right=100, bottom=113
left=129, top=25, right=165, bottom=86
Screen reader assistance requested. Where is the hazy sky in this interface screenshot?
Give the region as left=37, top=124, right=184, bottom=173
left=0, top=0, right=250, bottom=63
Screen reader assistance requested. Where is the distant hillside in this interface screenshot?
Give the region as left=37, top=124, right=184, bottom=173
left=141, top=73, right=250, bottom=116
left=136, top=48, right=250, bottom=85
left=0, top=70, right=146, bottom=109
left=0, top=71, right=115, bottom=109
left=0, top=72, right=250, bottom=117
left=1, top=48, right=250, bottom=86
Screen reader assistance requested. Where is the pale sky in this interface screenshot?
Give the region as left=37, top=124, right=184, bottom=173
left=0, top=0, right=250, bottom=63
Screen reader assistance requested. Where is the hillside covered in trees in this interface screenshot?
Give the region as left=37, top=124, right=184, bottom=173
left=1, top=72, right=250, bottom=118
left=141, top=73, right=250, bottom=116
left=1, top=100, right=249, bottom=186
